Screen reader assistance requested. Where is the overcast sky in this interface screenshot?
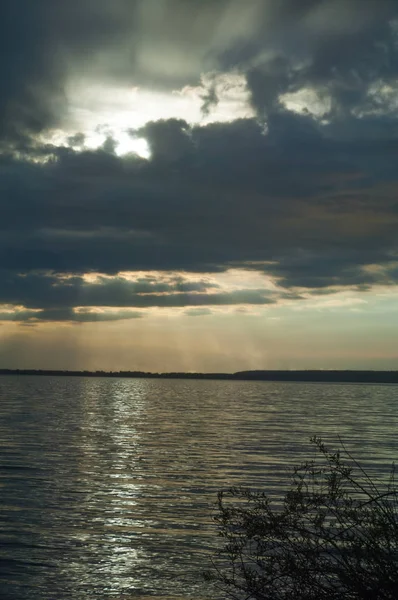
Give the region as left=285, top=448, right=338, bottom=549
left=1, top=0, right=398, bottom=371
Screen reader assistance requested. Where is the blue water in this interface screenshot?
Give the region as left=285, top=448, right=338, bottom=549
left=0, top=376, right=397, bottom=599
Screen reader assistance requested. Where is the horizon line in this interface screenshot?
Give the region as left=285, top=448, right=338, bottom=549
left=1, top=368, right=397, bottom=384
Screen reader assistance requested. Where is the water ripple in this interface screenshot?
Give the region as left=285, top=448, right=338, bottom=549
left=0, top=376, right=397, bottom=599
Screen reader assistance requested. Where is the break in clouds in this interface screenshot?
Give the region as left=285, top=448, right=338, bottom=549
left=1, top=0, right=398, bottom=323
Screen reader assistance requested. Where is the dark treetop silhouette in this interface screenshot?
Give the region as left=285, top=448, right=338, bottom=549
left=1, top=369, right=398, bottom=384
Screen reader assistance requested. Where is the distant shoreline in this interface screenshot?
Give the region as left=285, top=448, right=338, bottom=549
left=0, top=369, right=397, bottom=384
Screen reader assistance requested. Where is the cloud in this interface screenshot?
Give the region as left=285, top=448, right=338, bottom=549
left=0, top=271, right=280, bottom=323
left=184, top=308, right=213, bottom=317
left=2, top=114, right=398, bottom=287
left=0, top=1, right=263, bottom=143
left=0, top=272, right=216, bottom=309
left=2, top=1, right=398, bottom=325
left=2, top=1, right=398, bottom=144
left=200, top=80, right=219, bottom=116
left=139, top=119, right=193, bottom=163
left=232, top=1, right=398, bottom=121
left=0, top=306, right=144, bottom=323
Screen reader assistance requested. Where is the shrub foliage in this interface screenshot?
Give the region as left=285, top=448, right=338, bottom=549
left=205, top=437, right=398, bottom=600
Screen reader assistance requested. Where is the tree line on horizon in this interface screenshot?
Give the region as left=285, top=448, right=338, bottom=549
left=0, top=368, right=398, bottom=383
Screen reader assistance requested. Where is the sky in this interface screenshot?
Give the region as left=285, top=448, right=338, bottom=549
left=1, top=0, right=398, bottom=372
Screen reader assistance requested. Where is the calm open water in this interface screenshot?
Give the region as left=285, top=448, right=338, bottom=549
left=0, top=376, right=397, bottom=599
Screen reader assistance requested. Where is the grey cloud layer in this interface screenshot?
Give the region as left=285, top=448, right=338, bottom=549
left=2, top=1, right=398, bottom=140
left=0, top=0, right=264, bottom=140
left=243, top=1, right=398, bottom=118
left=2, top=115, right=398, bottom=278
left=1, top=113, right=398, bottom=313
left=0, top=272, right=278, bottom=322
left=0, top=307, right=144, bottom=323
left=2, top=1, right=398, bottom=321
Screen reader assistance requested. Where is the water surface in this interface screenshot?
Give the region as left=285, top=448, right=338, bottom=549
left=0, top=376, right=397, bottom=599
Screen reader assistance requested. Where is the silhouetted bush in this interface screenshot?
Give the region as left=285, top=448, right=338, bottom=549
left=205, top=437, right=398, bottom=600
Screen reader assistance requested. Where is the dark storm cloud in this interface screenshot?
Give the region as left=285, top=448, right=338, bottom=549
left=0, top=1, right=158, bottom=140
left=1, top=113, right=398, bottom=300
left=0, top=0, right=269, bottom=142
left=200, top=82, right=219, bottom=117
left=0, top=2, right=61, bottom=141
left=0, top=272, right=216, bottom=310
left=2, top=1, right=398, bottom=143
left=262, top=251, right=398, bottom=290
left=235, top=1, right=398, bottom=119
left=2, top=0, right=398, bottom=322
left=0, top=0, right=121, bottom=141
left=0, top=271, right=278, bottom=321
left=1, top=0, right=398, bottom=151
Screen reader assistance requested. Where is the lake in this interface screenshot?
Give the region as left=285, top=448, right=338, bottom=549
left=0, top=376, right=397, bottom=599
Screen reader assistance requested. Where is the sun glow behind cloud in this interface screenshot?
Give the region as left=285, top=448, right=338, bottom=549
left=44, top=127, right=151, bottom=159
left=40, top=72, right=254, bottom=157
left=114, top=133, right=151, bottom=158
